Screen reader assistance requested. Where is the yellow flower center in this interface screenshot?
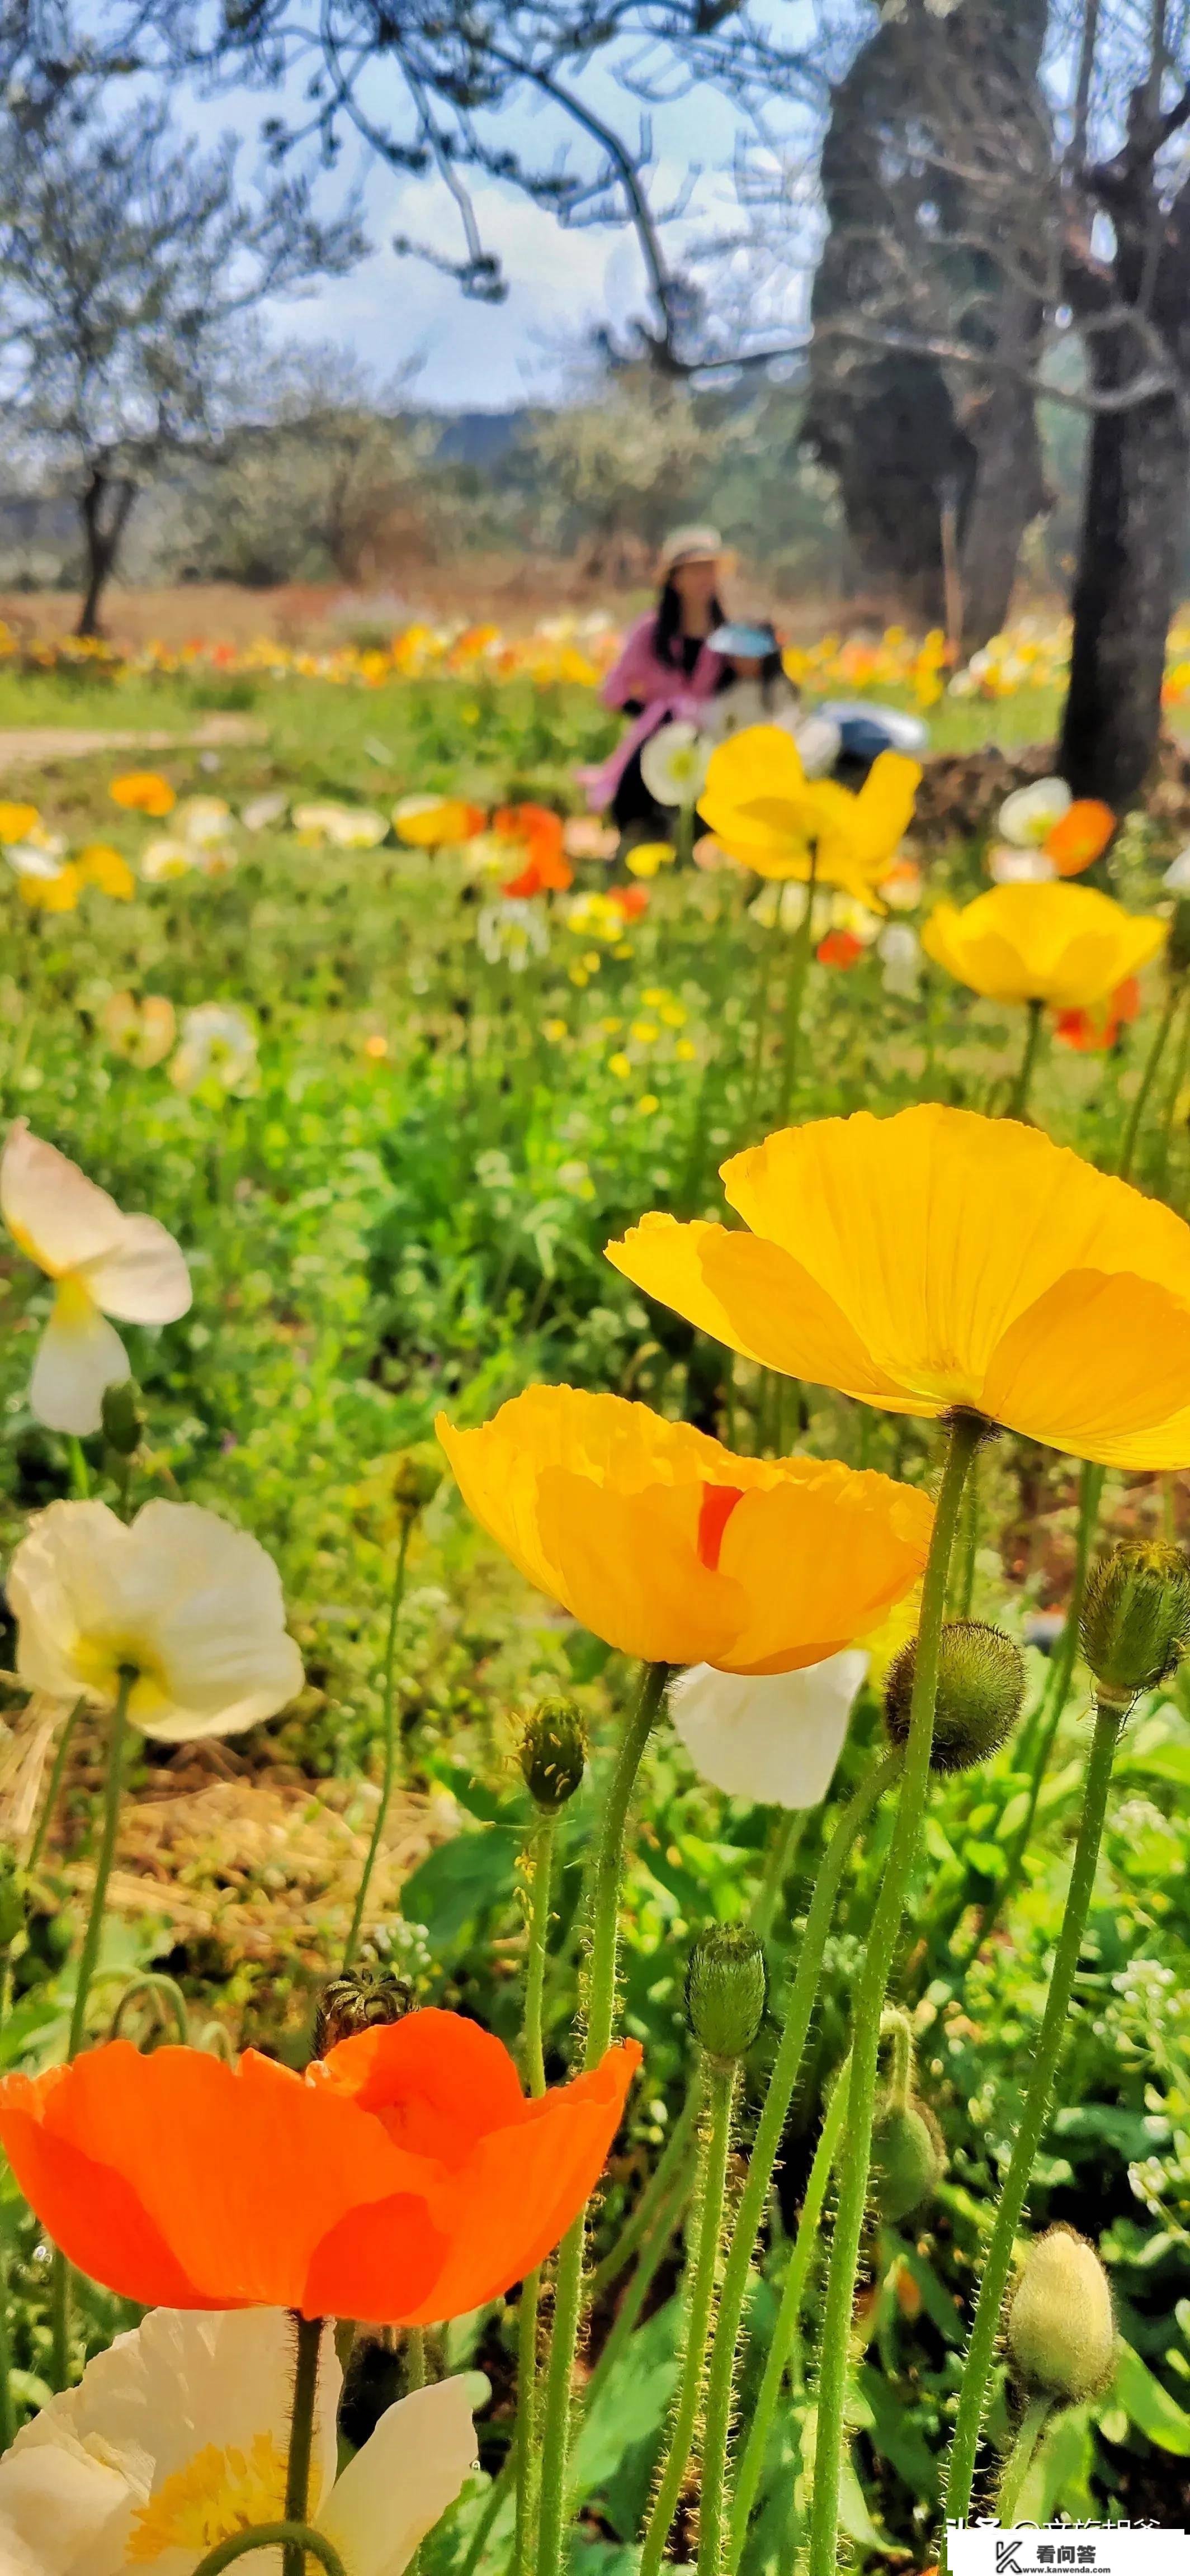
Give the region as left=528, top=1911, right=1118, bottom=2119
left=128, top=2431, right=308, bottom=2560
left=71, top=1632, right=171, bottom=1725
left=52, top=1270, right=99, bottom=1322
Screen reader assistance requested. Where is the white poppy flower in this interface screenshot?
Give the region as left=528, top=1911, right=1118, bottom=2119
left=986, top=842, right=1057, bottom=886
left=1, top=1123, right=191, bottom=1435
left=241, top=792, right=289, bottom=833
left=878, top=921, right=922, bottom=997
left=7, top=1496, right=304, bottom=1740
left=174, top=797, right=234, bottom=851
left=640, top=722, right=710, bottom=809
left=323, top=809, right=389, bottom=850
left=4, top=837, right=69, bottom=880
left=1164, top=845, right=1190, bottom=892
left=792, top=713, right=843, bottom=778
left=476, top=898, right=550, bottom=970
left=0, top=2305, right=478, bottom=2576
left=169, top=1003, right=258, bottom=1095
left=140, top=839, right=196, bottom=884
left=998, top=777, right=1071, bottom=849
left=669, top=1650, right=870, bottom=1808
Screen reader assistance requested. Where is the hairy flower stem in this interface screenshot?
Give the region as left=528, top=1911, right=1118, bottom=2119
left=1152, top=988, right=1190, bottom=1197
left=534, top=1660, right=669, bottom=2576
left=639, top=2060, right=738, bottom=2576
left=970, top=1460, right=1103, bottom=1967
left=808, top=1410, right=983, bottom=2576
left=945, top=1698, right=1122, bottom=2526
left=1008, top=998, right=1045, bottom=1122
left=996, top=2394, right=1057, bottom=2525
left=725, top=2059, right=851, bottom=2574
left=191, top=2529, right=346, bottom=2576
left=1118, top=976, right=1180, bottom=1181
left=748, top=1809, right=807, bottom=1944
left=51, top=1669, right=134, bottom=2389
left=776, top=850, right=819, bottom=1125
left=284, top=2314, right=324, bottom=2576
left=342, top=1516, right=412, bottom=1969
left=27, top=1696, right=84, bottom=1873
left=695, top=1750, right=903, bottom=2576
left=515, top=1811, right=559, bottom=2576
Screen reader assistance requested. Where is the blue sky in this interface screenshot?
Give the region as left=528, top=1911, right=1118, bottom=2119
left=167, top=14, right=821, bottom=408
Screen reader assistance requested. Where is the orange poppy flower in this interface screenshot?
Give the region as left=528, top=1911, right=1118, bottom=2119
left=0, top=2010, right=639, bottom=2324
left=436, top=1385, right=932, bottom=1673
left=1046, top=799, right=1115, bottom=876
left=495, top=804, right=573, bottom=897
left=1054, top=975, right=1141, bottom=1053
left=108, top=772, right=176, bottom=818
left=816, top=929, right=865, bottom=969
left=610, top=884, right=649, bottom=919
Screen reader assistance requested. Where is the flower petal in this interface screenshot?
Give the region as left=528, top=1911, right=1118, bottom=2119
left=30, top=1299, right=130, bottom=1436
left=669, top=1651, right=868, bottom=1805
left=1, top=1123, right=124, bottom=1276
left=318, top=2377, right=478, bottom=2576
left=82, top=1215, right=191, bottom=1325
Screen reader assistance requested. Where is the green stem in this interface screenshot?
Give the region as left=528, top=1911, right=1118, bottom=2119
left=808, top=1410, right=983, bottom=2576
left=1007, top=998, right=1045, bottom=1122
left=944, top=1698, right=1122, bottom=2526
left=585, top=2073, right=701, bottom=2308
left=534, top=1660, right=669, bottom=2576
left=457, top=2455, right=516, bottom=2576
left=515, top=1812, right=557, bottom=2576
left=582, top=2168, right=692, bottom=2418
left=968, top=1459, right=1103, bottom=1967
left=776, top=852, right=818, bottom=1125
left=191, top=2530, right=346, bottom=2576
left=694, top=1752, right=902, bottom=2576
left=1118, top=978, right=1180, bottom=1182
left=725, top=2061, right=852, bottom=2575
left=405, top=2327, right=427, bottom=2392
left=748, top=1809, right=806, bottom=1944
left=284, top=2314, right=324, bottom=2576
left=27, top=1697, right=84, bottom=1872
left=0, top=2239, right=15, bottom=2451
left=68, top=1669, right=133, bottom=2061
left=67, top=1436, right=90, bottom=1499
left=343, top=1518, right=412, bottom=1969
left=953, top=1450, right=980, bottom=1620
left=110, top=1972, right=190, bottom=2045
left=996, top=2394, right=1057, bottom=2525
left=1152, top=986, right=1190, bottom=1198
left=745, top=927, right=776, bottom=1125
left=639, top=2061, right=737, bottom=2576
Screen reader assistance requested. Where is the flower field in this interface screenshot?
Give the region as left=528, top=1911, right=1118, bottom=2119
left=1, top=620, right=1189, bottom=2571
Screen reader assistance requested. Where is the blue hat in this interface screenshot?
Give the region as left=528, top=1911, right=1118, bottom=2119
left=709, top=621, right=779, bottom=659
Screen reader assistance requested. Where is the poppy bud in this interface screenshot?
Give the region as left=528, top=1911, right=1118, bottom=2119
left=313, top=1967, right=414, bottom=2056
left=871, top=2093, right=946, bottom=2223
left=518, top=1698, right=587, bottom=1811
left=0, top=1849, right=26, bottom=1954
left=1007, top=2225, right=1116, bottom=2400
left=1080, top=1540, right=1190, bottom=1708
left=100, top=1379, right=145, bottom=1458
left=390, top=1443, right=443, bottom=1522
left=1169, top=897, right=1190, bottom=977
left=685, top=1925, right=767, bottom=2066
left=884, top=1620, right=1025, bottom=1773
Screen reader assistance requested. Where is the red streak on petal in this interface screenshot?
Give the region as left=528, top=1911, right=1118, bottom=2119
left=697, top=1484, right=746, bottom=1571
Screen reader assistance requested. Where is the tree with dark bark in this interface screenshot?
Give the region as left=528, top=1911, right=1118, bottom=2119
left=804, top=0, right=1051, bottom=654
left=0, top=92, right=361, bottom=632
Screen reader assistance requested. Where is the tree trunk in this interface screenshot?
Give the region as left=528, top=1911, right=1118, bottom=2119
left=956, top=301, right=1050, bottom=655
left=1060, top=387, right=1187, bottom=808
left=77, top=468, right=137, bottom=637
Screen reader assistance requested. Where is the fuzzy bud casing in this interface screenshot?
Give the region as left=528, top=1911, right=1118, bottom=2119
left=884, top=1620, right=1025, bottom=1773
left=1080, top=1540, right=1190, bottom=1707
left=685, top=1925, right=767, bottom=2065
left=519, top=1698, right=587, bottom=1810
left=1007, top=2225, right=1116, bottom=2400
left=101, top=1380, right=145, bottom=1458
left=313, top=1968, right=414, bottom=2057
left=390, top=1443, right=443, bottom=1522
left=1169, top=897, right=1190, bottom=977
left=871, top=2094, right=946, bottom=2222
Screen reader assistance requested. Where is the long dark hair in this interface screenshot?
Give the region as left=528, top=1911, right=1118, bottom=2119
left=654, top=577, right=727, bottom=670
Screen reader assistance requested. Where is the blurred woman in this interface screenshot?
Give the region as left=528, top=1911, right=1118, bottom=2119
left=582, top=528, right=731, bottom=834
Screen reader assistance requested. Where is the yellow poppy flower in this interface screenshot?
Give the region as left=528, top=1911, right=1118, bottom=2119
left=0, top=803, right=40, bottom=845
left=606, top=1104, right=1190, bottom=1468
left=921, top=881, right=1165, bottom=1009
left=78, top=843, right=136, bottom=900
left=696, top=726, right=920, bottom=905
left=18, top=864, right=81, bottom=913
left=436, top=1385, right=932, bottom=1674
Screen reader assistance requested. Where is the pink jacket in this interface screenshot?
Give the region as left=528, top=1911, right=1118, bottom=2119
left=581, top=612, right=726, bottom=811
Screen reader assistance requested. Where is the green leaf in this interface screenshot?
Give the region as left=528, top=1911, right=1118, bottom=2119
left=572, top=2295, right=682, bottom=2532
left=1117, top=1740, right=1190, bottom=1788
left=1017, top=2407, right=1095, bottom=2521
left=1109, top=2340, right=1190, bottom=2454
left=858, top=2365, right=941, bottom=2499
left=399, top=1824, right=521, bottom=1951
